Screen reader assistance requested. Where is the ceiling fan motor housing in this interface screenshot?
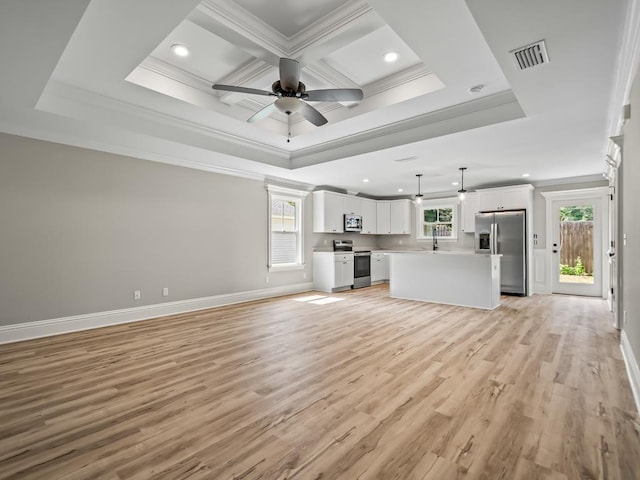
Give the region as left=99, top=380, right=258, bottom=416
left=272, top=80, right=306, bottom=98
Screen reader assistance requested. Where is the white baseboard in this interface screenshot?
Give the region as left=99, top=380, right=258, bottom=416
left=621, top=330, right=640, bottom=414
left=0, top=283, right=313, bottom=345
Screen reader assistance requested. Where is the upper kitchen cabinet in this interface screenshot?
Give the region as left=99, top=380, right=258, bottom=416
left=376, top=200, right=411, bottom=234
left=460, top=192, right=479, bottom=233
left=376, top=201, right=391, bottom=234
left=361, top=198, right=377, bottom=234
left=343, top=196, right=361, bottom=215
left=313, top=191, right=344, bottom=233
left=390, top=199, right=412, bottom=234
left=313, top=191, right=411, bottom=235
left=477, top=185, right=533, bottom=212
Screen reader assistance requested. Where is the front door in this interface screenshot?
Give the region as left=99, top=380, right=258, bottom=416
left=551, top=198, right=602, bottom=296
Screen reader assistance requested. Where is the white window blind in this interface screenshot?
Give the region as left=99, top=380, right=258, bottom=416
left=266, top=185, right=308, bottom=270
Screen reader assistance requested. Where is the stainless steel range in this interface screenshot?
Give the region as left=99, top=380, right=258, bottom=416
left=333, top=240, right=371, bottom=289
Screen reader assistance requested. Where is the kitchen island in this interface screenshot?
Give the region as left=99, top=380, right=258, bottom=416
left=388, top=251, right=501, bottom=310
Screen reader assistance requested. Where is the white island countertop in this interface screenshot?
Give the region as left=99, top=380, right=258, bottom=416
left=388, top=251, right=501, bottom=310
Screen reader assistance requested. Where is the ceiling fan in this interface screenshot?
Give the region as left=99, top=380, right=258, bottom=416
left=212, top=58, right=363, bottom=126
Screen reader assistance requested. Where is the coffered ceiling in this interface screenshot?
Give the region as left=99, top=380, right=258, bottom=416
left=0, top=0, right=631, bottom=197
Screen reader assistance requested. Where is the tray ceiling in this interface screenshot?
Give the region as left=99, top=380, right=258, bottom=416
left=0, top=0, right=629, bottom=197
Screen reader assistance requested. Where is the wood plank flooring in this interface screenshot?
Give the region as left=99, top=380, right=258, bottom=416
left=1, top=285, right=639, bottom=479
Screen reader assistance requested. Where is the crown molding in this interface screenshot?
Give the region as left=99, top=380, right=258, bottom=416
left=608, top=0, right=640, bottom=136
left=303, top=60, right=361, bottom=89
left=532, top=174, right=608, bottom=188
left=194, top=0, right=377, bottom=62
left=290, top=90, right=524, bottom=168
left=38, top=80, right=290, bottom=165
left=196, top=0, right=289, bottom=57
left=137, top=56, right=213, bottom=94
left=363, top=64, right=433, bottom=98
left=287, top=1, right=376, bottom=57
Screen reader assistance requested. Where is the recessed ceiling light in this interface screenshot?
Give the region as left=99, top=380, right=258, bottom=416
left=452, top=181, right=460, bottom=186
left=363, top=178, right=369, bottom=183
left=468, top=84, right=484, bottom=94
left=171, top=44, right=190, bottom=57
left=397, top=188, right=404, bottom=192
left=522, top=173, right=530, bottom=177
left=384, top=52, right=398, bottom=63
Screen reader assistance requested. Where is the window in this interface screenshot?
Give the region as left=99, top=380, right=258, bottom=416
left=267, top=185, right=308, bottom=271
left=416, top=198, right=458, bottom=241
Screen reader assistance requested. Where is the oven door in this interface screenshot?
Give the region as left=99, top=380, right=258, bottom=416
left=353, top=252, right=371, bottom=288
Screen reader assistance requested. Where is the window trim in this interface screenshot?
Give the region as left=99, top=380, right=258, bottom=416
left=266, top=185, right=309, bottom=272
left=415, top=197, right=459, bottom=242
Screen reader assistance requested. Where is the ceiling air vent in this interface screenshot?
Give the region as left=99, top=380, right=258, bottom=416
left=510, top=40, right=549, bottom=70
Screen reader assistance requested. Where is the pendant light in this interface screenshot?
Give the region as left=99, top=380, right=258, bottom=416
left=415, top=174, right=423, bottom=204
left=457, top=167, right=467, bottom=200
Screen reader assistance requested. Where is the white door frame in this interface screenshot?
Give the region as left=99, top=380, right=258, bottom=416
left=541, top=187, right=609, bottom=298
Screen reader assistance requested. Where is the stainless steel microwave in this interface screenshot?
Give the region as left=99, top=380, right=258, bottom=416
left=344, top=214, right=363, bottom=232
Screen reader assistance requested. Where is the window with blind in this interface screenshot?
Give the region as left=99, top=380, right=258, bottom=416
left=267, top=186, right=307, bottom=270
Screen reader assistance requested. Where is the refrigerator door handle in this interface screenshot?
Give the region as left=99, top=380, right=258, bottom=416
left=494, top=223, right=499, bottom=254
left=490, top=223, right=495, bottom=254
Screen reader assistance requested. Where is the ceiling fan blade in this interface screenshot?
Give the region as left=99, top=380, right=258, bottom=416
left=305, top=88, right=364, bottom=102
left=298, top=101, right=328, bottom=126
left=279, top=58, right=300, bottom=91
left=212, top=84, right=273, bottom=96
left=247, top=102, right=277, bottom=123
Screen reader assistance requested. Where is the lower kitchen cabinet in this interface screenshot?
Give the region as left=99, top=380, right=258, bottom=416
left=313, top=252, right=354, bottom=292
left=371, top=252, right=389, bottom=283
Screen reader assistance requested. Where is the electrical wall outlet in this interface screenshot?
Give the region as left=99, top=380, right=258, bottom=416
left=134, top=290, right=141, bottom=300
left=162, top=287, right=169, bottom=297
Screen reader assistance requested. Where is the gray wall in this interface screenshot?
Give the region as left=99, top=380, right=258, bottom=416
left=621, top=72, right=640, bottom=371
left=0, top=133, right=310, bottom=326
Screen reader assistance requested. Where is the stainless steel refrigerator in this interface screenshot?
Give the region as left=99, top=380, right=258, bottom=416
left=475, top=210, right=527, bottom=295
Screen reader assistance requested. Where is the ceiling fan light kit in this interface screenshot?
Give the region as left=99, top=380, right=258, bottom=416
left=212, top=58, right=363, bottom=129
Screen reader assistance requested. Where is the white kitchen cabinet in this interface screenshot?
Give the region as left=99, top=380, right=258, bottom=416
left=343, top=196, right=361, bottom=215
left=335, top=254, right=354, bottom=288
left=314, top=191, right=412, bottom=235
left=371, top=252, right=389, bottom=283
left=390, top=199, right=411, bottom=234
left=376, top=201, right=391, bottom=234
left=313, top=191, right=344, bottom=233
left=361, top=198, right=377, bottom=234
left=460, top=192, right=479, bottom=233
left=313, top=252, right=353, bottom=292
left=376, top=200, right=411, bottom=234
left=477, top=185, right=533, bottom=211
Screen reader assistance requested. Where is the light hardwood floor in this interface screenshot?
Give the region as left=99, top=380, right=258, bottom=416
left=1, top=285, right=639, bottom=479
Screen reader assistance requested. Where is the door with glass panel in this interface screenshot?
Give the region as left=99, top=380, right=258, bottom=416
left=551, top=198, right=602, bottom=296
